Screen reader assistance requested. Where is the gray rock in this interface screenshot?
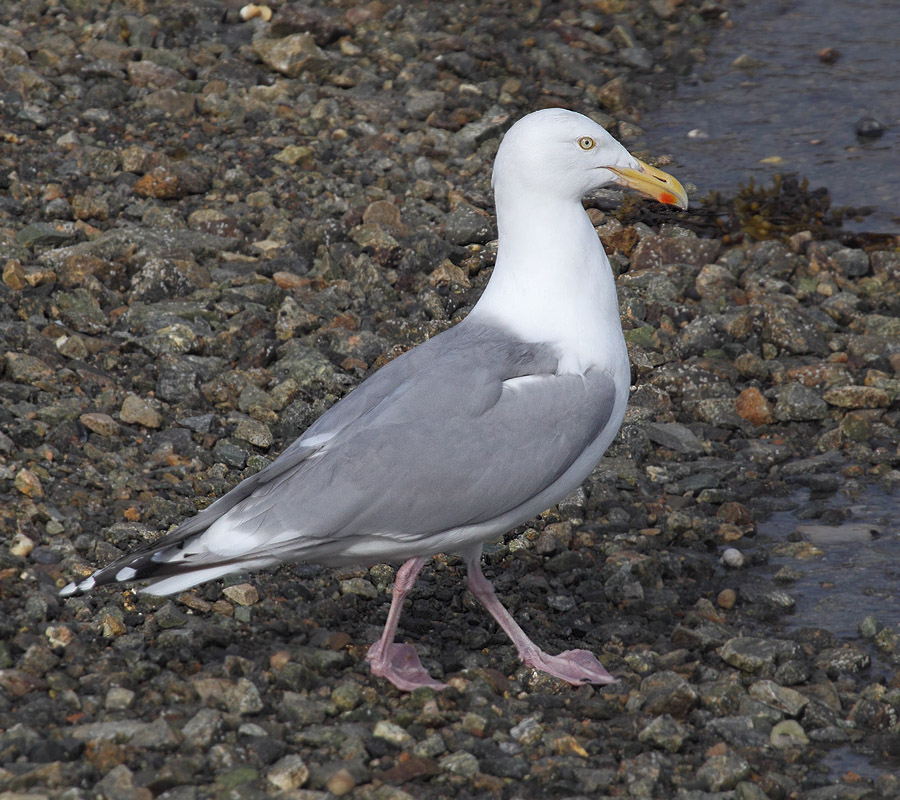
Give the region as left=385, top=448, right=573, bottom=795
left=705, top=716, right=770, bottom=748
left=645, top=422, right=706, bottom=454
left=16, top=222, right=80, bottom=248
left=225, top=677, right=264, bottom=716
left=814, top=645, right=871, bottom=677
left=442, top=202, right=494, bottom=245
left=279, top=693, right=329, bottom=725
left=748, top=680, right=808, bottom=716
left=719, top=637, right=801, bottom=673
left=831, top=248, right=869, bottom=277
left=696, top=753, right=751, bottom=792
left=438, top=750, right=480, bottom=777
left=640, top=671, right=699, bottom=717
left=454, top=106, right=512, bottom=153
left=56, top=288, right=109, bottom=334
left=761, top=303, right=829, bottom=356
left=638, top=714, right=687, bottom=752
left=181, top=708, right=222, bottom=749
left=773, top=382, right=829, bottom=422
left=770, top=719, right=808, bottom=747
left=252, top=34, right=330, bottom=78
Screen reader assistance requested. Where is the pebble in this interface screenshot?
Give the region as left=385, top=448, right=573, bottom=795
left=720, top=548, right=745, bottom=568
left=267, top=754, right=309, bottom=791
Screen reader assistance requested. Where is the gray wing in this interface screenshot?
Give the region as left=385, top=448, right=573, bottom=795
left=195, top=321, right=617, bottom=554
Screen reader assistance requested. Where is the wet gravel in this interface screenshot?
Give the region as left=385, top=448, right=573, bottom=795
left=2, top=1, right=900, bottom=799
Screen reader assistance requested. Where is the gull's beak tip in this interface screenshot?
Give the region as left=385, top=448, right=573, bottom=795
left=608, top=158, right=689, bottom=211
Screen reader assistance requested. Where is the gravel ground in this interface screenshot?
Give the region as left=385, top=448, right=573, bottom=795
left=2, top=1, right=900, bottom=799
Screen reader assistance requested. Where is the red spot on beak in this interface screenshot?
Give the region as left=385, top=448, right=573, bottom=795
left=659, top=192, right=677, bottom=206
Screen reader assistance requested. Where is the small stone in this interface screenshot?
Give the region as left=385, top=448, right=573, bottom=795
left=640, top=671, right=699, bottom=717
left=815, top=645, right=870, bottom=676
left=510, top=715, right=542, bottom=745
left=770, top=719, right=808, bottom=747
left=771, top=541, right=824, bottom=559
left=241, top=3, right=274, bottom=21
left=858, top=615, right=881, bottom=638
left=749, top=680, right=808, bottom=716
left=774, top=382, right=829, bottom=421
left=15, top=469, right=44, bottom=499
left=644, top=422, right=705, bottom=454
left=106, top=687, right=135, bottom=710
left=223, top=583, right=259, bottom=606
left=734, top=387, right=775, bottom=425
left=45, top=625, right=74, bottom=648
left=331, top=682, right=361, bottom=711
left=637, top=714, right=686, bottom=752
left=840, top=411, right=874, bottom=442
left=232, top=417, right=273, bottom=448
left=720, top=548, right=745, bottom=568
left=438, top=751, right=480, bottom=777
left=717, top=588, right=737, bottom=609
left=5, top=352, right=54, bottom=385
left=93, top=765, right=145, bottom=800
left=80, top=412, right=119, bottom=437
left=133, top=164, right=209, bottom=199
left=56, top=333, right=89, bottom=359
left=373, top=720, right=414, bottom=749
left=267, top=754, right=309, bottom=791
left=3, top=259, right=27, bottom=289
left=823, top=385, right=890, bottom=409
left=274, top=145, right=313, bottom=165
left=339, top=577, right=378, bottom=598
left=719, top=637, right=800, bottom=673
left=441, top=203, right=493, bottom=245
left=119, top=394, right=163, bottom=428
left=102, top=614, right=127, bottom=637
left=326, top=767, right=356, bottom=796
left=252, top=34, right=329, bottom=78
left=696, top=753, right=752, bottom=792
left=154, top=602, right=187, bottom=629
left=363, top=200, right=405, bottom=233
left=225, top=678, right=264, bottom=715
left=429, top=259, right=471, bottom=288
left=181, top=708, right=222, bottom=748
left=10, top=532, right=35, bottom=557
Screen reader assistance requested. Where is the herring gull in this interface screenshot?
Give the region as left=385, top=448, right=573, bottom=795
left=61, top=108, right=688, bottom=691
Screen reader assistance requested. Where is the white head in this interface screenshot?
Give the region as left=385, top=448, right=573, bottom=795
left=492, top=108, right=687, bottom=209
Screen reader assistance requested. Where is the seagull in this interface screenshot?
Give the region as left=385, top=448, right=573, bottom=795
left=61, top=108, right=687, bottom=691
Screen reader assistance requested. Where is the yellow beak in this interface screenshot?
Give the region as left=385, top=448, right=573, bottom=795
left=606, top=158, right=689, bottom=211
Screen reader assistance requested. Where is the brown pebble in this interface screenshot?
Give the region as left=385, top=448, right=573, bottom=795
left=14, top=469, right=44, bottom=498
left=717, top=588, right=737, bottom=610
left=818, top=47, right=841, bottom=64
left=223, top=583, right=259, bottom=606
left=325, top=768, right=356, bottom=796
left=80, top=412, right=119, bottom=437
left=102, top=614, right=127, bottom=637
left=734, top=386, right=775, bottom=426
left=273, top=270, right=310, bottom=290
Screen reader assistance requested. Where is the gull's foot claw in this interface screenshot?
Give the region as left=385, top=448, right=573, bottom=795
left=367, top=642, right=447, bottom=692
left=524, top=648, right=616, bottom=685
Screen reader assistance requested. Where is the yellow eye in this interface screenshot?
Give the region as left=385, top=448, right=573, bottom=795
left=578, top=136, right=595, bottom=150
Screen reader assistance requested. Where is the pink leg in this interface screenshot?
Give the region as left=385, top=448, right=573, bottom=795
left=465, top=549, right=616, bottom=685
left=366, top=557, right=447, bottom=691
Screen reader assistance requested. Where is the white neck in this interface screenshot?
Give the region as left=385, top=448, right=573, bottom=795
left=469, top=190, right=626, bottom=376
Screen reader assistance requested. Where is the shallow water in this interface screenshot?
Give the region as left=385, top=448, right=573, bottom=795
left=748, top=484, right=900, bottom=780
left=757, top=486, right=899, bottom=641
left=641, top=0, right=900, bottom=233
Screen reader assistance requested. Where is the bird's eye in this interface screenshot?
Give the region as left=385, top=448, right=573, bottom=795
left=578, top=136, right=595, bottom=150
